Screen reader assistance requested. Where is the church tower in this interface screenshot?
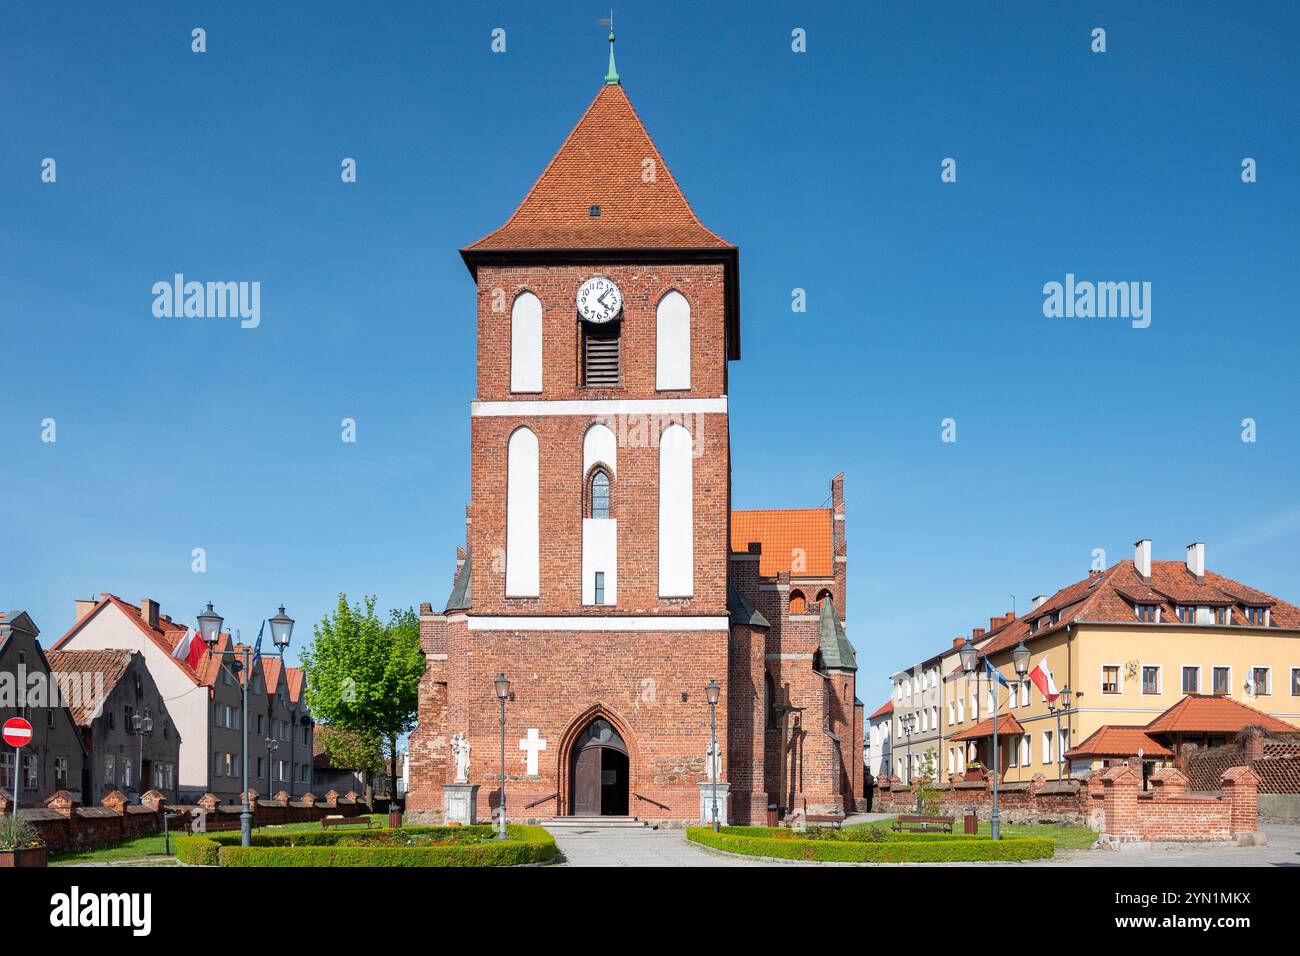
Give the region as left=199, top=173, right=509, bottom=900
left=408, top=38, right=747, bottom=824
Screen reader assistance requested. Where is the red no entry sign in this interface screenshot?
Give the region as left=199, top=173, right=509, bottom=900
left=2, top=717, right=33, bottom=748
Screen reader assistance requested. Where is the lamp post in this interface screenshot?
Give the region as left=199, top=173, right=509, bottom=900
left=198, top=602, right=294, bottom=848
left=264, top=736, right=279, bottom=796
left=958, top=637, right=1002, bottom=837
left=1046, top=685, right=1072, bottom=781
left=899, top=712, right=916, bottom=786
left=705, top=679, right=721, bottom=832
left=129, top=710, right=153, bottom=800
left=494, top=673, right=510, bottom=840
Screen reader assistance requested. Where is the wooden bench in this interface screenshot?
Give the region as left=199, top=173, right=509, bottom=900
left=805, top=814, right=845, bottom=829
left=891, top=814, right=954, bottom=833
left=192, top=817, right=241, bottom=833
left=320, top=815, right=375, bottom=830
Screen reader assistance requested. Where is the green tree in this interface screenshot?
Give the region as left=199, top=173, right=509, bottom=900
left=299, top=594, right=425, bottom=802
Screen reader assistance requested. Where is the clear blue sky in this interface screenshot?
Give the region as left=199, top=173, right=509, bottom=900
left=3, top=2, right=1298, bottom=706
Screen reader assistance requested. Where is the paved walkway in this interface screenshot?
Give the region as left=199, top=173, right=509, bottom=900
left=543, top=821, right=1300, bottom=868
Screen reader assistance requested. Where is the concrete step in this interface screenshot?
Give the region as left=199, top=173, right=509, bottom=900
left=541, top=816, right=649, bottom=828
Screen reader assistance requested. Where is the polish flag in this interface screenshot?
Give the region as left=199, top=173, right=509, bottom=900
left=1029, top=659, right=1059, bottom=702
left=172, top=628, right=207, bottom=669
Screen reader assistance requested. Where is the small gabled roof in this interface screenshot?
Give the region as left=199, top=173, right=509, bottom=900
left=1067, top=725, right=1172, bottom=759
left=817, top=597, right=856, bottom=671
left=950, top=713, right=1026, bottom=741
left=868, top=699, right=893, bottom=720
left=727, top=584, right=770, bottom=628
left=1145, top=694, right=1298, bottom=736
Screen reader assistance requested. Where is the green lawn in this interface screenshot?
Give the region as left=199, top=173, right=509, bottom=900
left=51, top=813, right=391, bottom=865
left=850, top=817, right=1098, bottom=851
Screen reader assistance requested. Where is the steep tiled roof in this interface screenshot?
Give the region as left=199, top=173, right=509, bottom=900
left=52, top=594, right=208, bottom=684
left=1145, top=695, right=1299, bottom=736
left=949, top=713, right=1026, bottom=741
left=868, top=699, right=893, bottom=720
left=980, top=559, right=1300, bottom=659
left=283, top=666, right=305, bottom=704
left=1067, top=725, right=1172, bottom=759
left=464, top=84, right=731, bottom=253
left=46, top=649, right=135, bottom=725
left=731, top=509, right=833, bottom=578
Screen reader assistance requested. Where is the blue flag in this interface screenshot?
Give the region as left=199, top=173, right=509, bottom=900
left=251, top=620, right=265, bottom=667
left=984, top=656, right=1010, bottom=688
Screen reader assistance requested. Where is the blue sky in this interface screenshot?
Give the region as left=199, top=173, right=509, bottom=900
left=3, top=2, right=1298, bottom=704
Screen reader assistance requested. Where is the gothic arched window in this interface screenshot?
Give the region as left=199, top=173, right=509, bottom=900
left=588, top=466, right=612, bottom=519
left=816, top=588, right=832, bottom=608
left=790, top=590, right=807, bottom=615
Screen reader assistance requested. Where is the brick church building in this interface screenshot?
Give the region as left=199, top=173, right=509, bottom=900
left=406, top=49, right=863, bottom=826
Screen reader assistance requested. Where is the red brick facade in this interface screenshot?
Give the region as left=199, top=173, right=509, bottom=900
left=406, top=79, right=862, bottom=825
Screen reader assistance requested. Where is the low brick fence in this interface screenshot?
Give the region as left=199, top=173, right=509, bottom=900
left=874, top=765, right=1261, bottom=844
left=0, top=787, right=372, bottom=853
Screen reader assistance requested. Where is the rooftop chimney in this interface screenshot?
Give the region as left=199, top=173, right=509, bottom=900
left=1134, top=539, right=1152, bottom=579
left=972, top=627, right=986, bottom=641
left=141, top=598, right=159, bottom=630
left=1032, top=594, right=1047, bottom=610
left=74, top=597, right=98, bottom=623
left=1186, top=542, right=1205, bottom=579
left=952, top=636, right=965, bottom=649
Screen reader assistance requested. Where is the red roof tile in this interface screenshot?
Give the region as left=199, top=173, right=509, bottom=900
left=1067, top=725, right=1172, bottom=759
left=731, top=509, right=833, bottom=578
left=464, top=84, right=731, bottom=253
left=869, top=699, right=893, bottom=720
left=46, top=650, right=136, bottom=726
left=949, top=713, right=1025, bottom=741
left=1145, top=694, right=1299, bottom=736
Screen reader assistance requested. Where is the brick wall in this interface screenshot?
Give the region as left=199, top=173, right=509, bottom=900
left=0, top=788, right=371, bottom=854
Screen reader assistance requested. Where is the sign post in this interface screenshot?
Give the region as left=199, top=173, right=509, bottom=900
left=2, top=717, right=33, bottom=819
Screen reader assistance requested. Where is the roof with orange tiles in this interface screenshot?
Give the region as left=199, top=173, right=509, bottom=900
left=46, top=649, right=136, bottom=726
left=731, top=508, right=833, bottom=578
left=979, top=559, right=1300, bottom=660
left=1066, top=725, right=1173, bottom=759
left=868, top=699, right=893, bottom=720
left=1145, top=694, right=1299, bottom=736
left=949, top=713, right=1026, bottom=741
left=464, top=84, right=731, bottom=254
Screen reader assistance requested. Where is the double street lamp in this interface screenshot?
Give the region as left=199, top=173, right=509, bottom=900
left=264, top=736, right=280, bottom=796
left=957, top=636, right=1031, bottom=841
left=197, top=602, right=295, bottom=848
left=129, top=710, right=154, bottom=799
left=1046, top=685, right=1073, bottom=781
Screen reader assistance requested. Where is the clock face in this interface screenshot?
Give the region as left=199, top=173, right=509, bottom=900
left=576, top=276, right=623, bottom=324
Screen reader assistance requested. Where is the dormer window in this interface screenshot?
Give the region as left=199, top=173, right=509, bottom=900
left=1245, top=606, right=1268, bottom=626
left=1135, top=604, right=1158, bottom=623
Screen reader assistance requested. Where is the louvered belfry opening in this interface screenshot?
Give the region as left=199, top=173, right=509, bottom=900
left=582, top=321, right=621, bottom=387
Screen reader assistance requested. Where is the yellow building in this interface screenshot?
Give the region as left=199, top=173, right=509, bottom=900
left=942, top=540, right=1300, bottom=783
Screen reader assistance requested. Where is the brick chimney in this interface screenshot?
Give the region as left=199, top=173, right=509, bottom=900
left=141, top=598, right=159, bottom=630
left=1186, top=542, right=1205, bottom=579
left=971, top=627, right=986, bottom=641
left=1134, top=539, right=1152, bottom=579
left=951, top=636, right=966, bottom=649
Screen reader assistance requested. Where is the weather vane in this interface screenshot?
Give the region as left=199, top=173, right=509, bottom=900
left=597, top=10, right=619, bottom=85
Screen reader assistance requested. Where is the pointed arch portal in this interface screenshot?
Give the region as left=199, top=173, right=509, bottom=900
left=558, top=704, right=635, bottom=816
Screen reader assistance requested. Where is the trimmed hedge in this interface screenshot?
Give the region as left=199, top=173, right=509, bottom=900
left=686, top=826, right=1053, bottom=863
left=177, top=825, right=556, bottom=867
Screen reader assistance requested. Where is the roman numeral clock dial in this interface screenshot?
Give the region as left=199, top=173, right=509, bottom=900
left=577, top=276, right=623, bottom=324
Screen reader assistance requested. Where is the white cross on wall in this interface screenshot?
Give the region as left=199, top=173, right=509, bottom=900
left=519, top=727, right=547, bottom=776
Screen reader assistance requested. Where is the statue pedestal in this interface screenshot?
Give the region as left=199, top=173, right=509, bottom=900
left=698, top=782, right=730, bottom=827
left=444, top=784, right=480, bottom=825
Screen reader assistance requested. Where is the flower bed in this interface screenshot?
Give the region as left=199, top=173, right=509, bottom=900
left=686, top=825, right=1053, bottom=863
left=176, top=825, right=556, bottom=867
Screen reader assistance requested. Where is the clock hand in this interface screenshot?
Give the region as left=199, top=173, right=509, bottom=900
left=598, top=288, right=615, bottom=309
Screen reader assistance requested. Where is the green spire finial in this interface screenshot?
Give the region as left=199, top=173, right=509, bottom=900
left=599, top=11, right=620, bottom=85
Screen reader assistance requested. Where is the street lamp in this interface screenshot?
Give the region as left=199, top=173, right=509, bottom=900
left=899, top=712, right=916, bottom=784
left=958, top=636, right=1003, bottom=839
left=130, top=710, right=153, bottom=800
left=264, top=736, right=280, bottom=796
left=197, top=602, right=295, bottom=848
left=1047, top=685, right=1072, bottom=781
left=705, top=679, right=721, bottom=832
left=494, top=673, right=510, bottom=840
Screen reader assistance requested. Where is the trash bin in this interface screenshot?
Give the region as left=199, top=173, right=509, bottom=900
left=964, top=808, right=978, bottom=835
left=766, top=804, right=780, bottom=827
left=388, top=807, right=403, bottom=829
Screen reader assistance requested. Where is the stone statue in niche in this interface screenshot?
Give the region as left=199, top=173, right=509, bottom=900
left=705, top=740, right=723, bottom=782
left=451, top=732, right=471, bottom=783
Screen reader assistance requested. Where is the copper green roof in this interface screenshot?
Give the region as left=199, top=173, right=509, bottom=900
left=818, top=597, right=856, bottom=671
left=728, top=584, right=770, bottom=628
left=444, top=551, right=472, bottom=612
